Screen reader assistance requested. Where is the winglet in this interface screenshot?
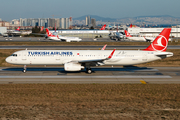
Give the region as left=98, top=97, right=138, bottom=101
left=101, top=44, right=107, bottom=50
left=108, top=49, right=116, bottom=59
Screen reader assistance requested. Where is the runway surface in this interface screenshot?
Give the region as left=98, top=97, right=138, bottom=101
left=0, top=67, right=179, bottom=84
left=0, top=45, right=180, bottom=50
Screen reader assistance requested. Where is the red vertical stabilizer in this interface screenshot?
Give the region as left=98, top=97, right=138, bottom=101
left=144, top=28, right=171, bottom=52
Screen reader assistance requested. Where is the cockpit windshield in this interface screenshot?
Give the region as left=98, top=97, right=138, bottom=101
left=11, top=54, right=17, bottom=57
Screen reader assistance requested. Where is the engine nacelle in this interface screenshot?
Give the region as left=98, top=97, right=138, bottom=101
left=64, top=62, right=84, bottom=71
left=66, top=39, right=71, bottom=42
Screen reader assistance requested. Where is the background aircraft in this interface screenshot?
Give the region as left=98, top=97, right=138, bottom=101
left=3, top=27, right=21, bottom=37
left=6, top=28, right=173, bottom=74
left=100, top=24, right=106, bottom=30
left=46, top=28, right=82, bottom=42
left=124, top=30, right=153, bottom=42
left=109, top=25, right=124, bottom=41
left=124, top=30, right=172, bottom=42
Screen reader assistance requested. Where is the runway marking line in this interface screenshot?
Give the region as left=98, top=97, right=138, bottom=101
left=140, top=80, right=147, bottom=84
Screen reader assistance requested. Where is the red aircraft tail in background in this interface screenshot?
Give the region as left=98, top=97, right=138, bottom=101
left=16, top=27, right=20, bottom=31
left=124, top=30, right=132, bottom=37
left=130, top=24, right=132, bottom=28
left=40, top=26, right=44, bottom=31
left=100, top=24, right=106, bottom=30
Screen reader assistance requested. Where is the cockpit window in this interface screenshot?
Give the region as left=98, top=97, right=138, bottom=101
left=11, top=54, right=17, bottom=57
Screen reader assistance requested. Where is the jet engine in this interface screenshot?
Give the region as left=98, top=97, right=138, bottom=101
left=64, top=62, right=84, bottom=71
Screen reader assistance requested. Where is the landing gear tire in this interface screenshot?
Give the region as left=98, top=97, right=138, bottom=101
left=23, top=69, right=26, bottom=73
left=86, top=68, right=92, bottom=74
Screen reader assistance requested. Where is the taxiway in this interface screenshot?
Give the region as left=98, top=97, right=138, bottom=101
left=0, top=67, right=179, bottom=84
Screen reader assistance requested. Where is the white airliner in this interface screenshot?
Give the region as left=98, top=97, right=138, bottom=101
left=124, top=30, right=154, bottom=42
left=109, top=32, right=124, bottom=41
left=6, top=28, right=173, bottom=74
left=3, top=27, right=21, bottom=37
left=46, top=29, right=82, bottom=42
left=109, top=25, right=124, bottom=41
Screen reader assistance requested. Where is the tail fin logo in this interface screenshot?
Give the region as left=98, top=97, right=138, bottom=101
left=100, top=24, right=106, bottom=30
left=16, top=27, right=20, bottom=31
left=144, top=28, right=171, bottom=52
left=152, top=35, right=168, bottom=51
left=124, top=30, right=132, bottom=37
left=46, top=28, right=53, bottom=37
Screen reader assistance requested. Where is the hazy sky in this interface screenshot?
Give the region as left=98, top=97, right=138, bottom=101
left=0, top=0, right=180, bottom=21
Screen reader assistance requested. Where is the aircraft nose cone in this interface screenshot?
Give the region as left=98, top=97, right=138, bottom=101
left=5, top=57, right=11, bottom=63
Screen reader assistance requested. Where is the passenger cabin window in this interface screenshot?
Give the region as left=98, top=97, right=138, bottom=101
left=11, top=54, right=17, bottom=57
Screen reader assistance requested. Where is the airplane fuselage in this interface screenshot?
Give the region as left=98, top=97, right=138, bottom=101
left=6, top=50, right=173, bottom=66
left=48, top=35, right=82, bottom=42
left=126, top=37, right=146, bottom=41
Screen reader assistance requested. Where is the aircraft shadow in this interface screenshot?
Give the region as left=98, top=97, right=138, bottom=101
left=2, top=66, right=155, bottom=73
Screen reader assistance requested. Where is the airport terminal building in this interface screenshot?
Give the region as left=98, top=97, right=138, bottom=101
left=50, top=27, right=180, bottom=39
left=0, top=27, right=7, bottom=35
left=127, top=28, right=180, bottom=38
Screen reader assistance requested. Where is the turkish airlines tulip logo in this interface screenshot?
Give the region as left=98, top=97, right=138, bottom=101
left=152, top=35, right=168, bottom=51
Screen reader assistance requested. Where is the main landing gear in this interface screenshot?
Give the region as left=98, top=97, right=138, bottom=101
left=23, top=65, right=26, bottom=73
left=86, top=68, right=92, bottom=74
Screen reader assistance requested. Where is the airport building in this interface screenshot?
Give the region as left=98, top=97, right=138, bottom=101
left=49, top=27, right=180, bottom=39
left=19, top=18, right=72, bottom=29
left=0, top=27, right=7, bottom=34
left=91, top=18, right=96, bottom=28
left=0, top=21, right=10, bottom=27
left=128, top=28, right=180, bottom=38
left=51, top=29, right=114, bottom=38
left=10, top=19, right=19, bottom=27
left=86, top=16, right=91, bottom=26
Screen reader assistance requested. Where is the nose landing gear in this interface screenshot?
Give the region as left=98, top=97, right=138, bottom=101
left=23, top=65, right=26, bottom=73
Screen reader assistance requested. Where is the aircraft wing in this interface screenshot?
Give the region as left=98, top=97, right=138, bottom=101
left=78, top=59, right=105, bottom=63
left=77, top=49, right=116, bottom=65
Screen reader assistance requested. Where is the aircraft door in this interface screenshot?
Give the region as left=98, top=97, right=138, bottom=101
left=56, top=54, right=60, bottom=62
left=142, top=52, right=147, bottom=61
left=22, top=51, right=27, bottom=61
